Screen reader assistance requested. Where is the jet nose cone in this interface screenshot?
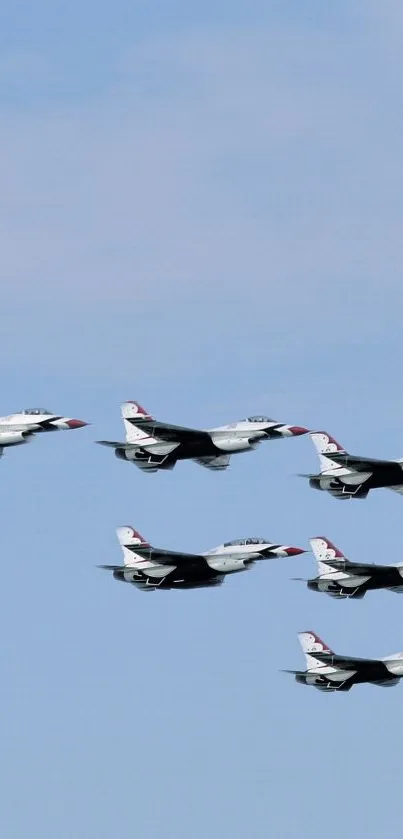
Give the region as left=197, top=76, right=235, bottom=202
left=65, top=419, right=89, bottom=429
left=283, top=547, right=306, bottom=557
left=288, top=426, right=309, bottom=436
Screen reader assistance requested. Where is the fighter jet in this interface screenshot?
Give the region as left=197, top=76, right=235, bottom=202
left=96, top=401, right=308, bottom=472
left=303, top=431, right=403, bottom=499
left=304, top=537, right=403, bottom=599
left=287, top=631, right=403, bottom=692
left=0, top=408, right=88, bottom=456
left=98, top=526, right=305, bottom=591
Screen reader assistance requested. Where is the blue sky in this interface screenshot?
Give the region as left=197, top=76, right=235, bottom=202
left=2, top=1, right=403, bottom=836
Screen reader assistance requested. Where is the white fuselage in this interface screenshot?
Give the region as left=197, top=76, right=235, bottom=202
left=0, top=413, right=54, bottom=430
left=125, top=419, right=298, bottom=457
left=122, top=540, right=296, bottom=581
left=0, top=411, right=87, bottom=451
left=0, top=412, right=85, bottom=433
left=203, top=542, right=269, bottom=574
left=2, top=412, right=78, bottom=428
left=209, top=421, right=272, bottom=451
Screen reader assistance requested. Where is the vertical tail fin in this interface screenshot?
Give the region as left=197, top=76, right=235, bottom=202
left=121, top=401, right=154, bottom=443
left=310, top=537, right=346, bottom=576
left=310, top=432, right=350, bottom=475
left=116, top=526, right=154, bottom=568
left=298, top=631, right=334, bottom=670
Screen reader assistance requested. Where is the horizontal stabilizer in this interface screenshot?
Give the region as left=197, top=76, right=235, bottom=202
left=297, top=473, right=317, bottom=479
left=97, top=564, right=126, bottom=571
left=280, top=669, right=307, bottom=677
left=96, top=440, right=137, bottom=449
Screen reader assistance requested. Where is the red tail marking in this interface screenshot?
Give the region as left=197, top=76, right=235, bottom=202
left=131, top=528, right=150, bottom=546
left=311, top=538, right=344, bottom=558
left=126, top=401, right=153, bottom=417
left=302, top=631, right=334, bottom=653
left=313, top=432, right=346, bottom=452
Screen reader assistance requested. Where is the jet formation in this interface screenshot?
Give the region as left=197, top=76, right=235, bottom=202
left=2, top=398, right=401, bottom=695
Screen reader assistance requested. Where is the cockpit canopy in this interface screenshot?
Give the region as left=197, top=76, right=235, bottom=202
left=20, top=408, right=53, bottom=416
left=246, top=415, right=273, bottom=423
left=224, top=537, right=268, bottom=547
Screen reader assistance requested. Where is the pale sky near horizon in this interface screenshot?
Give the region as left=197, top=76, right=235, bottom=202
left=2, top=2, right=403, bottom=837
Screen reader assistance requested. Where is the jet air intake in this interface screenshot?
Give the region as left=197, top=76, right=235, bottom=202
left=207, top=557, right=250, bottom=573
left=215, top=437, right=254, bottom=453
left=115, top=447, right=128, bottom=461
left=0, top=430, right=31, bottom=446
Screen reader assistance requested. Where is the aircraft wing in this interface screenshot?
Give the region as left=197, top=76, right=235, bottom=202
left=313, top=651, right=388, bottom=678
left=281, top=669, right=306, bottom=675
left=329, top=452, right=395, bottom=471
left=98, top=565, right=127, bottom=571
left=322, top=559, right=396, bottom=577
left=98, top=548, right=208, bottom=571
left=129, top=419, right=211, bottom=444
left=348, top=562, right=398, bottom=577
left=193, top=455, right=231, bottom=471
left=96, top=440, right=136, bottom=448
left=96, top=440, right=170, bottom=456
left=134, top=546, right=209, bottom=567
